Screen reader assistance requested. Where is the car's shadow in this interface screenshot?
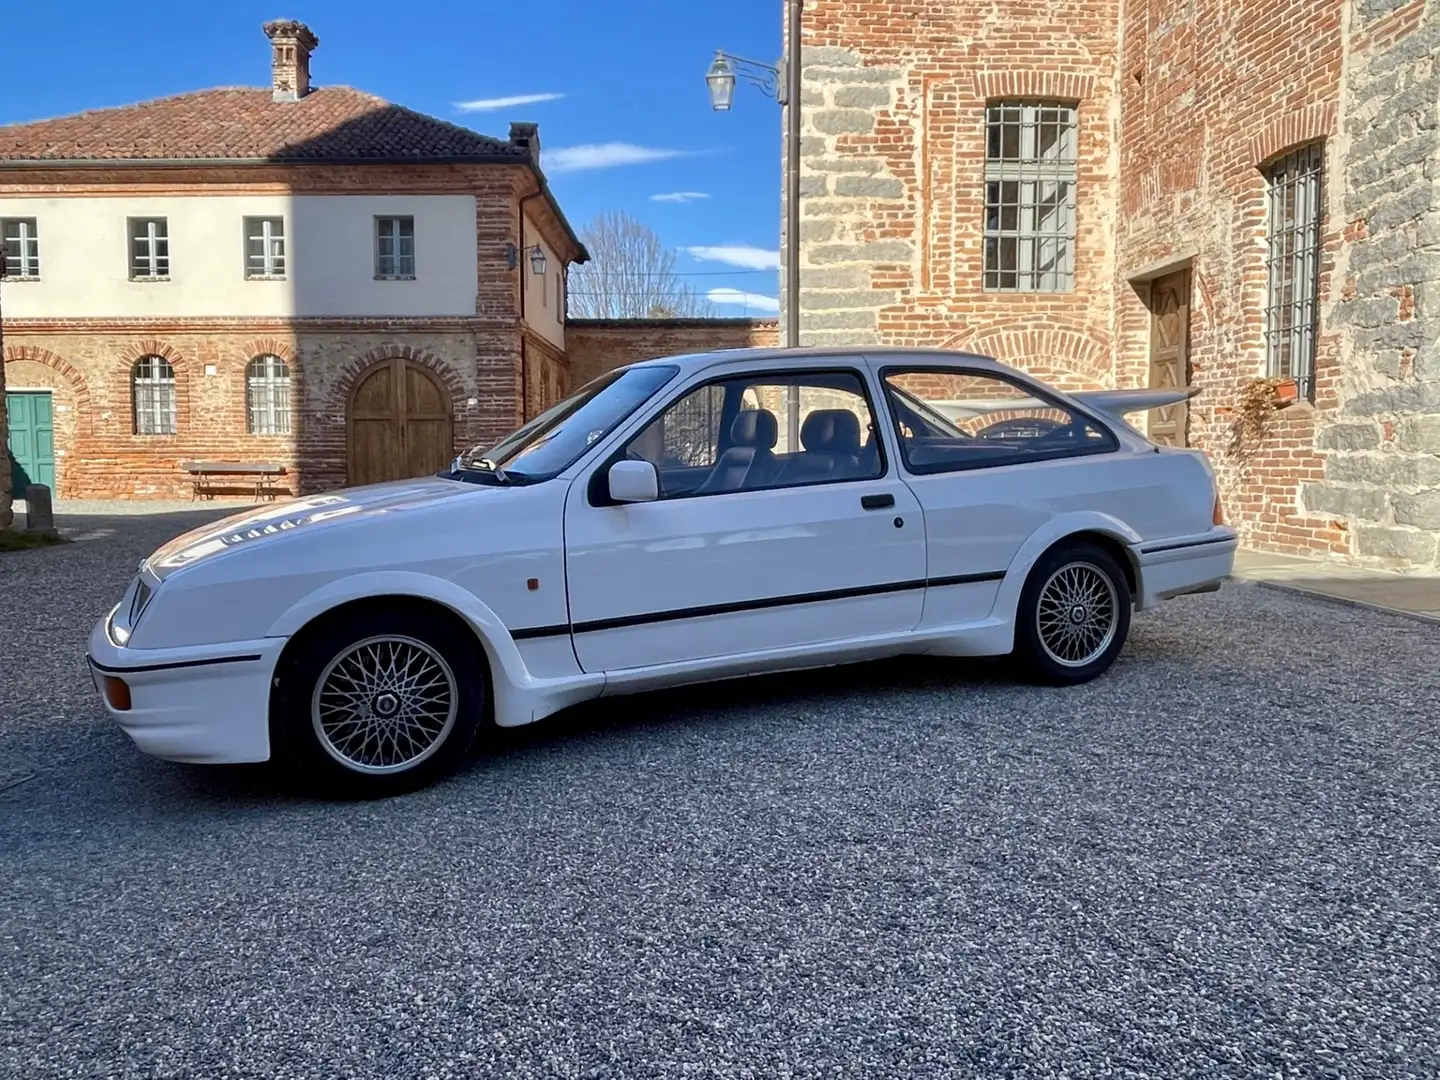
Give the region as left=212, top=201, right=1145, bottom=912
left=112, top=653, right=1023, bottom=809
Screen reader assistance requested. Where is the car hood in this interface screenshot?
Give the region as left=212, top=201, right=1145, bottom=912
left=142, top=475, right=498, bottom=581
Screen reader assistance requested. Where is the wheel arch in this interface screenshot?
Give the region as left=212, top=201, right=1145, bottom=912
left=993, top=513, right=1143, bottom=620
left=264, top=571, right=537, bottom=726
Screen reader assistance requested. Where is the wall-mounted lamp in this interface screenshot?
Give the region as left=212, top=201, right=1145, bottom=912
left=506, top=242, right=548, bottom=275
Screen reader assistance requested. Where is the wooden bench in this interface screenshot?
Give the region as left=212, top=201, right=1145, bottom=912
left=181, top=461, right=287, bottom=502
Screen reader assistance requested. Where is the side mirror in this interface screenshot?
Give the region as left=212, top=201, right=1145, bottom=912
left=607, top=459, right=659, bottom=503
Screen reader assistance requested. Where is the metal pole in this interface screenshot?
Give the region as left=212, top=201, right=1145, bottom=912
left=785, top=0, right=802, bottom=350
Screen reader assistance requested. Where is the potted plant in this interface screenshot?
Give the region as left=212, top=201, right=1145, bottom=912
left=1227, top=376, right=1286, bottom=458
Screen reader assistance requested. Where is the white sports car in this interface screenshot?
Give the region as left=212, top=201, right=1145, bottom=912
left=88, top=347, right=1236, bottom=796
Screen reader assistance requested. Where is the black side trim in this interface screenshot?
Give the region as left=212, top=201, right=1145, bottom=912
left=87, top=653, right=263, bottom=675
left=926, top=571, right=1008, bottom=589
left=506, top=570, right=1007, bottom=640
left=510, top=623, right=572, bottom=641
left=1139, top=535, right=1234, bottom=556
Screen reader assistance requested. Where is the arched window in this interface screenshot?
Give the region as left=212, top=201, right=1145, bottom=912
left=246, top=354, right=292, bottom=435
left=132, top=355, right=177, bottom=435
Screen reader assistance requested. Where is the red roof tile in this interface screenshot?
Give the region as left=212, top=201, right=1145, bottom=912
left=0, top=86, right=528, bottom=164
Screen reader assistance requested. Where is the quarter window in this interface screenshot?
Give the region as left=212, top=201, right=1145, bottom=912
left=246, top=354, right=292, bottom=435
left=129, top=217, right=169, bottom=279
left=882, top=368, right=1114, bottom=474
left=132, top=355, right=178, bottom=436
left=983, top=100, right=1078, bottom=292
left=1263, top=143, right=1324, bottom=402
left=1, top=218, right=39, bottom=278
left=622, top=370, right=884, bottom=499
left=375, top=216, right=415, bottom=279
left=244, top=217, right=286, bottom=278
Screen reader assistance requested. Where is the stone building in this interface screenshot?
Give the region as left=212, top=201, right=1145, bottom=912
left=794, top=0, right=1440, bottom=568
left=0, top=20, right=586, bottom=501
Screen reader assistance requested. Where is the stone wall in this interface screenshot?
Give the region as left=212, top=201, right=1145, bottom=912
left=3, top=320, right=521, bottom=499
left=795, top=2, right=1121, bottom=391
left=565, top=319, right=780, bottom=387
left=1304, top=0, right=1440, bottom=568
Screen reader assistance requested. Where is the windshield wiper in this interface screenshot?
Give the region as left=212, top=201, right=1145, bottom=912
left=443, top=457, right=528, bottom=485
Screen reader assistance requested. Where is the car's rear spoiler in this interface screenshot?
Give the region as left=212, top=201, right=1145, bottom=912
left=1069, top=386, right=1202, bottom=422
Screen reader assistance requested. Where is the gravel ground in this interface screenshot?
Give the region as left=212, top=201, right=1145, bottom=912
left=2, top=508, right=1439, bottom=1079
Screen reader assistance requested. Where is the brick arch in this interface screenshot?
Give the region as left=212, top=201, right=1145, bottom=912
left=3, top=344, right=95, bottom=436
left=332, top=344, right=467, bottom=415
left=972, top=70, right=1096, bottom=103
left=1250, top=103, right=1335, bottom=168
left=939, top=324, right=1111, bottom=384
left=119, top=339, right=191, bottom=434
left=238, top=338, right=297, bottom=366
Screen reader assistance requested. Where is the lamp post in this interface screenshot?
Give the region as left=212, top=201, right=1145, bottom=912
left=707, top=0, right=803, bottom=350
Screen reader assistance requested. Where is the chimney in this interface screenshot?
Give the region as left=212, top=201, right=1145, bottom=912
left=509, top=122, right=540, bottom=167
left=263, top=20, right=319, bottom=102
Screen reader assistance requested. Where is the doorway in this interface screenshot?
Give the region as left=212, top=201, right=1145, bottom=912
left=346, top=358, right=454, bottom=487
left=1146, top=268, right=1193, bottom=447
left=6, top=390, right=56, bottom=496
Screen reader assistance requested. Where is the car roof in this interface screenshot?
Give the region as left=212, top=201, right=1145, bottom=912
left=622, top=344, right=1009, bottom=377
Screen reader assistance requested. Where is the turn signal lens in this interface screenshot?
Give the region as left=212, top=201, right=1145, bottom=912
left=1213, top=493, right=1226, bottom=525
left=101, top=676, right=132, bottom=712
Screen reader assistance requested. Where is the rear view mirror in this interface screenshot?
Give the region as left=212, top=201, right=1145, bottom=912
left=608, top=460, right=659, bottom=503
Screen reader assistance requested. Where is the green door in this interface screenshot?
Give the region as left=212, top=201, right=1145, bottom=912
left=6, top=391, right=57, bottom=496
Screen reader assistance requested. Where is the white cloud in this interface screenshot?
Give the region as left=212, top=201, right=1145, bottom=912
left=651, top=191, right=710, bottom=204
left=453, top=92, right=565, bottom=113
left=544, top=142, right=688, bottom=174
left=707, top=288, right=780, bottom=314
left=684, top=244, right=782, bottom=271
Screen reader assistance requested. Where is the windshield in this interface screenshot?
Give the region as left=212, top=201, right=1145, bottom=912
left=451, top=363, right=680, bottom=483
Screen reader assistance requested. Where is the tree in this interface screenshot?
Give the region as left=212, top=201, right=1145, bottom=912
left=567, top=210, right=715, bottom=319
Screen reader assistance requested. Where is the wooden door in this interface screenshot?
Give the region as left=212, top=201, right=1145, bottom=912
left=1146, top=269, right=1192, bottom=447
left=346, top=359, right=454, bottom=487
left=6, top=391, right=57, bottom=496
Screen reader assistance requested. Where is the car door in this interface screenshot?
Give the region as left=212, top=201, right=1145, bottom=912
left=562, top=362, right=928, bottom=674
left=873, top=361, right=1122, bottom=628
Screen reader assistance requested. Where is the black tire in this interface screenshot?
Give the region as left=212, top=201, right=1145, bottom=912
left=270, top=606, right=487, bottom=798
left=1012, top=540, right=1132, bottom=686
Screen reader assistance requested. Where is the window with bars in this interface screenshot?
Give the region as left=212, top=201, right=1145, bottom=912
left=1, top=218, right=40, bottom=278
left=132, top=355, right=177, bottom=435
left=129, top=217, right=169, bottom=279
left=983, top=101, right=1078, bottom=292
left=244, top=217, right=286, bottom=278
left=375, top=216, right=415, bottom=278
left=1263, top=143, right=1324, bottom=402
left=246, top=355, right=292, bottom=435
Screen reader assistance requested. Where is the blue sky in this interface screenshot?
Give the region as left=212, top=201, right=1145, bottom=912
left=0, top=0, right=785, bottom=315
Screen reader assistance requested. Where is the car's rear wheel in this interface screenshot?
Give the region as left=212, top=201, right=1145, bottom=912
left=272, top=607, right=486, bottom=797
left=1012, top=541, right=1131, bottom=686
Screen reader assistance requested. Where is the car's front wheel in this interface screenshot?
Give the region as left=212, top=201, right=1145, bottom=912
left=271, top=606, right=486, bottom=797
left=1012, top=541, right=1132, bottom=686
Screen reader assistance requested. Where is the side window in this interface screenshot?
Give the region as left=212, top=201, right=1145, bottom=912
left=622, top=369, right=884, bottom=498
left=882, top=369, right=1115, bottom=474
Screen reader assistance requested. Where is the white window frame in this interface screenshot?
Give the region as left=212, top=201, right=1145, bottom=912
left=244, top=216, right=286, bottom=279
left=245, top=354, right=292, bottom=435
left=982, top=100, right=1079, bottom=293
left=129, top=217, right=170, bottom=280
left=1, top=218, right=40, bottom=279
left=374, top=216, right=416, bottom=279
left=132, top=355, right=178, bottom=436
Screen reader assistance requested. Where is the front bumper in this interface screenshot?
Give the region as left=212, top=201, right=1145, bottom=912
left=87, top=612, right=287, bottom=764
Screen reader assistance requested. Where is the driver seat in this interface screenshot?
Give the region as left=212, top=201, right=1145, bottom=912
left=694, top=409, right=780, bottom=493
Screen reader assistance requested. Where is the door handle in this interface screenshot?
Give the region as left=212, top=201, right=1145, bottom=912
left=861, top=493, right=895, bottom=510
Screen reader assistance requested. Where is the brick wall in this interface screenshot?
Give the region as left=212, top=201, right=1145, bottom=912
left=565, top=319, right=780, bottom=387
left=1113, top=0, right=1347, bottom=559
left=3, top=322, right=513, bottom=499
left=796, top=1, right=1120, bottom=391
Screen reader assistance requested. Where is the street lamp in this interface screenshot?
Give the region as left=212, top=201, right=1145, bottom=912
left=707, top=0, right=802, bottom=352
